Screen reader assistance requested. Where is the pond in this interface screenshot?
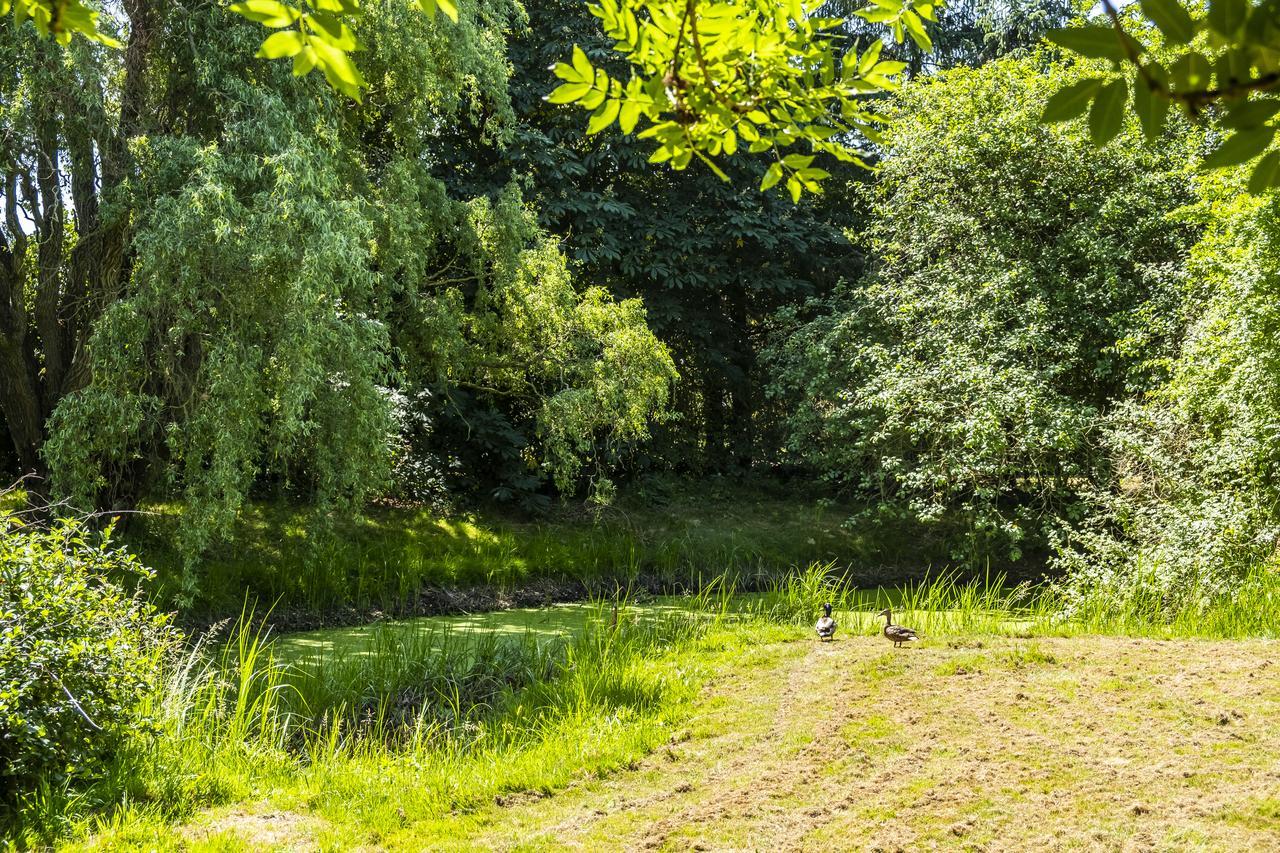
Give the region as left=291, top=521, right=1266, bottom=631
left=271, top=598, right=701, bottom=665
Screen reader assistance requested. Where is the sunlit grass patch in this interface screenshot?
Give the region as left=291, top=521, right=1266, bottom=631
left=840, top=713, right=907, bottom=759
left=127, top=491, right=869, bottom=618
left=39, top=591, right=735, bottom=849
left=1217, top=797, right=1280, bottom=830
left=933, top=653, right=988, bottom=676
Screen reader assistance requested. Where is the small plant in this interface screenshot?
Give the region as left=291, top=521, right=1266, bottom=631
left=0, top=510, right=173, bottom=822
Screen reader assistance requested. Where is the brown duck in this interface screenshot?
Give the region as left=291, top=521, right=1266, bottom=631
left=878, top=608, right=920, bottom=647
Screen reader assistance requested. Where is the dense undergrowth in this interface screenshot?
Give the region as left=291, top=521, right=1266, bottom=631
left=123, top=485, right=930, bottom=619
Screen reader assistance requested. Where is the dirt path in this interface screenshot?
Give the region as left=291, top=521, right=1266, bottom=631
left=439, top=635, right=1280, bottom=852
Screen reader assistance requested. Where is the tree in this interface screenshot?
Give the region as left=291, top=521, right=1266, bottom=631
left=493, top=0, right=864, bottom=472
left=2, top=0, right=675, bottom=585
left=766, top=54, right=1201, bottom=564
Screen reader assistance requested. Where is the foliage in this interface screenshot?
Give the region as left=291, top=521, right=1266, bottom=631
left=1043, top=0, right=1280, bottom=191
left=459, top=0, right=862, bottom=475
left=2, top=0, right=458, bottom=99
left=826, top=0, right=1071, bottom=76
left=546, top=0, right=929, bottom=199
left=1, top=0, right=674, bottom=584
left=7, top=0, right=935, bottom=197
left=467, top=0, right=1067, bottom=474
left=0, top=511, right=172, bottom=818
left=1054, top=172, right=1280, bottom=609
left=766, top=54, right=1200, bottom=564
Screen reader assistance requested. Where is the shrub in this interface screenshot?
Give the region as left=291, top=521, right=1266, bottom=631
left=1053, top=176, right=1280, bottom=612
left=765, top=54, right=1199, bottom=566
left=0, top=510, right=173, bottom=816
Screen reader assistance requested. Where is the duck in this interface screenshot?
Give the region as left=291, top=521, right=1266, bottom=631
left=878, top=608, right=920, bottom=648
left=815, top=602, right=836, bottom=641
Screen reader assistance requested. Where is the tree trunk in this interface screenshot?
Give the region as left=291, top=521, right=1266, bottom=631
left=0, top=2, right=154, bottom=489
left=0, top=341, right=45, bottom=478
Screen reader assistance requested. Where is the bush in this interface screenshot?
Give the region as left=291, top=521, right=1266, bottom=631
left=1054, top=176, right=1280, bottom=611
left=765, top=53, right=1199, bottom=566
left=0, top=510, right=173, bottom=816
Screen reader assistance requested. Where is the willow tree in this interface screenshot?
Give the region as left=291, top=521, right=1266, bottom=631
left=2, top=0, right=674, bottom=592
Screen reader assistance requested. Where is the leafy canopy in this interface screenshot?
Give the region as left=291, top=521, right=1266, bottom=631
left=11, top=0, right=932, bottom=197
left=546, top=0, right=932, bottom=199
left=1043, top=0, right=1280, bottom=192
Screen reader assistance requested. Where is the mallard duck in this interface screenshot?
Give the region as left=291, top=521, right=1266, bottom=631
left=878, top=608, right=919, bottom=647
left=815, top=603, right=836, bottom=641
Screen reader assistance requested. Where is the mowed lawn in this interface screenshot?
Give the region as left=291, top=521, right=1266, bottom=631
left=174, top=630, right=1280, bottom=851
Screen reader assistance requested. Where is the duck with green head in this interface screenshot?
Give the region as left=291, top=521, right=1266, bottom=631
left=815, top=602, right=836, bottom=641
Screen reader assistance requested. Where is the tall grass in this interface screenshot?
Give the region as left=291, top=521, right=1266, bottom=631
left=1044, top=560, right=1280, bottom=638
left=755, top=560, right=1280, bottom=640
left=13, top=591, right=728, bottom=848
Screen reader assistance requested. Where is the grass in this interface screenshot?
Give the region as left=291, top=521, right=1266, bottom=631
left=125, top=486, right=885, bottom=618
left=10, top=587, right=738, bottom=849
left=404, top=627, right=1280, bottom=850
left=14, top=562, right=1280, bottom=849
left=746, top=560, right=1280, bottom=640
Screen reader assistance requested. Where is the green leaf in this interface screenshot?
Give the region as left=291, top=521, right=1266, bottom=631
left=1249, top=150, right=1280, bottom=192
left=572, top=45, right=593, bottom=81
left=1222, top=99, right=1280, bottom=130
left=903, top=11, right=931, bottom=50
left=1133, top=73, right=1169, bottom=140
left=1171, top=52, right=1212, bottom=91
left=619, top=100, right=641, bottom=135
left=1207, top=0, right=1247, bottom=38
left=257, top=30, right=305, bottom=59
left=229, top=0, right=299, bottom=28
left=787, top=175, right=802, bottom=203
left=760, top=163, right=784, bottom=191
left=857, top=40, right=883, bottom=75
left=550, top=61, right=581, bottom=84
left=293, top=45, right=318, bottom=75
left=1089, top=79, right=1128, bottom=146
left=303, top=12, right=357, bottom=51
left=1140, top=0, right=1196, bottom=44
left=586, top=99, right=621, bottom=134
left=311, top=37, right=364, bottom=100
left=1046, top=26, right=1135, bottom=62
left=581, top=73, right=608, bottom=110
left=1041, top=78, right=1104, bottom=123
left=1202, top=126, right=1276, bottom=169
left=415, top=0, right=457, bottom=20
left=546, top=82, right=592, bottom=104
